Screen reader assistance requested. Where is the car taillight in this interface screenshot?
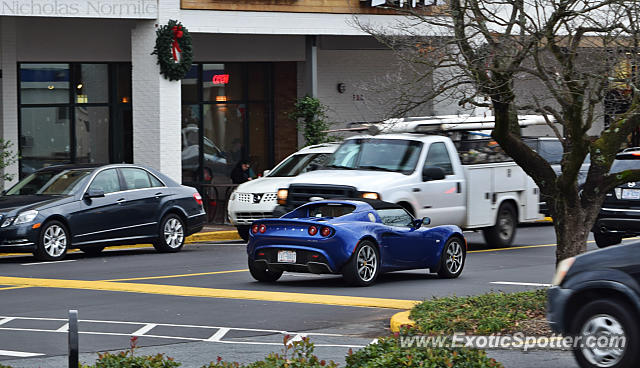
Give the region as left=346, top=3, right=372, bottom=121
left=308, top=226, right=318, bottom=236
left=259, top=224, right=267, bottom=233
left=320, top=226, right=331, bottom=237
left=193, top=192, right=203, bottom=206
left=252, top=224, right=259, bottom=234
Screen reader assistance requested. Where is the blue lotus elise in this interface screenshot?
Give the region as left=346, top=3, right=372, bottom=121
left=247, top=199, right=466, bottom=286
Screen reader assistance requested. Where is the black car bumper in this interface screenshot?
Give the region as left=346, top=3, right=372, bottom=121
left=185, top=212, right=206, bottom=236
left=547, top=286, right=573, bottom=334
left=593, top=213, right=640, bottom=235
left=0, top=224, right=41, bottom=253
left=253, top=248, right=335, bottom=274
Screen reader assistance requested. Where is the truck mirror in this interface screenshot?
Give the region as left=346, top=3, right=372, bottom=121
left=422, top=166, right=445, bottom=181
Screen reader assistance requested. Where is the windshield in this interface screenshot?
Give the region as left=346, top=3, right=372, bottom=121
left=6, top=169, right=93, bottom=196
left=611, top=158, right=640, bottom=174
left=326, top=139, right=423, bottom=174
left=268, top=153, right=331, bottom=177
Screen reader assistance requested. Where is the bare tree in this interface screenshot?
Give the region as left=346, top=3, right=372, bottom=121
left=357, top=0, right=640, bottom=263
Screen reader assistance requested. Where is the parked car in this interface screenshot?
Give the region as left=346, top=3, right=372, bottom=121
left=592, top=148, right=640, bottom=248
left=181, top=125, right=230, bottom=183
left=0, top=164, right=206, bottom=261
left=548, top=243, right=640, bottom=368
left=246, top=199, right=466, bottom=286
left=228, top=143, right=338, bottom=241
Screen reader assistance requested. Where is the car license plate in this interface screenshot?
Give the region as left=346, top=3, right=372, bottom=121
left=277, top=250, right=296, bottom=263
left=622, top=189, right=640, bottom=200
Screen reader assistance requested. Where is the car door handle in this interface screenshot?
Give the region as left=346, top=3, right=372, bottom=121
left=116, top=198, right=126, bottom=205
left=155, top=192, right=163, bottom=198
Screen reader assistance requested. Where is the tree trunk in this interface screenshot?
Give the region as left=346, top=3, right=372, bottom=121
left=550, top=196, right=598, bottom=265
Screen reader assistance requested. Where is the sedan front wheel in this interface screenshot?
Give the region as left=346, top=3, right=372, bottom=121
left=34, top=220, right=69, bottom=261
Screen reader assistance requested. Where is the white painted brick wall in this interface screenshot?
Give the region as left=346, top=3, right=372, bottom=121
left=1, top=18, right=19, bottom=188
left=131, top=0, right=182, bottom=182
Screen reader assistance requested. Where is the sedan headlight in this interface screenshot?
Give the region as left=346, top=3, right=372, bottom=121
left=551, top=257, right=575, bottom=286
left=1, top=217, right=14, bottom=227
left=13, top=210, right=38, bottom=225
left=230, top=191, right=237, bottom=201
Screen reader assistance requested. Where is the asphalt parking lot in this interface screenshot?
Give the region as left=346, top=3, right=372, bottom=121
left=0, top=223, right=609, bottom=367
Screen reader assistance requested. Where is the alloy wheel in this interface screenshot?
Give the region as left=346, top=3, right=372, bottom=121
left=43, top=225, right=67, bottom=258
left=445, top=239, right=464, bottom=274
left=163, top=218, right=184, bottom=248
left=357, top=245, right=377, bottom=282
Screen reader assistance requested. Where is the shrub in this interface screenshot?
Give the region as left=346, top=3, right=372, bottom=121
left=289, top=96, right=336, bottom=146
left=202, top=335, right=338, bottom=368
left=81, top=336, right=180, bottom=368
left=345, top=334, right=503, bottom=368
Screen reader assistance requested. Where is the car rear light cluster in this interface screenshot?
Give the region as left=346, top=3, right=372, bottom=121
left=193, top=192, right=203, bottom=206
left=308, top=226, right=332, bottom=237
left=252, top=224, right=267, bottom=234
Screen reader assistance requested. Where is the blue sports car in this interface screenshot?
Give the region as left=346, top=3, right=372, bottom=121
left=247, top=199, right=466, bottom=286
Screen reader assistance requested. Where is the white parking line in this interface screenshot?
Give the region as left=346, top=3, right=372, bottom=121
left=0, top=349, right=44, bottom=357
left=206, top=328, right=230, bottom=342
left=132, top=323, right=157, bottom=336
left=0, top=317, right=15, bottom=326
left=20, top=260, right=76, bottom=266
left=490, top=281, right=552, bottom=287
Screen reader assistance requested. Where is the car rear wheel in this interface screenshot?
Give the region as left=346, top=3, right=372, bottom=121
left=571, top=299, right=638, bottom=368
left=482, top=202, right=517, bottom=248
left=342, top=240, right=380, bottom=286
left=80, top=246, right=105, bottom=256
left=34, top=220, right=69, bottom=261
left=437, top=236, right=466, bottom=279
left=248, top=259, right=283, bottom=282
left=594, top=232, right=623, bottom=248
left=153, top=214, right=185, bottom=253
left=237, top=226, right=250, bottom=242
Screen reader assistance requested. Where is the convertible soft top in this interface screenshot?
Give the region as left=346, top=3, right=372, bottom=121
left=332, top=198, right=405, bottom=211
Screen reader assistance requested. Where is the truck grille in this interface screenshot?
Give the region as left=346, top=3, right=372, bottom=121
left=287, top=184, right=357, bottom=208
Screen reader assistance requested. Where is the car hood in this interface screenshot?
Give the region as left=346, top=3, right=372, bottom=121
left=286, top=169, right=411, bottom=190
left=0, top=195, right=71, bottom=214
left=235, top=177, right=296, bottom=193
left=568, top=242, right=640, bottom=278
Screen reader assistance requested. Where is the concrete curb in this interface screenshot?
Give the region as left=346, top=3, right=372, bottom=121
left=390, top=310, right=415, bottom=333
left=186, top=230, right=241, bottom=243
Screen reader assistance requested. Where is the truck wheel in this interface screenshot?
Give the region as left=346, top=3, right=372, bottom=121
left=342, top=240, right=380, bottom=286
left=594, top=232, right=622, bottom=248
left=237, top=226, right=250, bottom=242
left=571, top=299, right=638, bottom=368
left=248, top=259, right=282, bottom=282
left=437, top=236, right=466, bottom=279
left=482, top=202, right=516, bottom=248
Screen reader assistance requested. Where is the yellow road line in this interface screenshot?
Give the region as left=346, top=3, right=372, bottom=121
left=0, top=286, right=29, bottom=291
left=105, top=269, right=249, bottom=282
left=469, top=243, right=558, bottom=253
left=0, top=276, right=419, bottom=310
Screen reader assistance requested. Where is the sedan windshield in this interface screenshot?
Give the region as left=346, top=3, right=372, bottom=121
left=268, top=153, right=331, bottom=177
left=6, top=169, right=94, bottom=196
left=326, top=139, right=423, bottom=174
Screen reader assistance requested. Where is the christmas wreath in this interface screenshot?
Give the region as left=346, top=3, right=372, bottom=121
left=152, top=19, right=193, bottom=81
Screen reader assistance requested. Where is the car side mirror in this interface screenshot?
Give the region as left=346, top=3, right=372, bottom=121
left=84, top=188, right=105, bottom=199
left=412, top=217, right=431, bottom=229
left=263, top=169, right=270, bottom=176
left=422, top=166, right=445, bottom=181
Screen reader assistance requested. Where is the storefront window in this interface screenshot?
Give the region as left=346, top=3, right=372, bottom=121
left=20, top=64, right=70, bottom=104
left=20, top=107, right=71, bottom=174
left=181, top=63, right=273, bottom=185
left=18, top=63, right=131, bottom=178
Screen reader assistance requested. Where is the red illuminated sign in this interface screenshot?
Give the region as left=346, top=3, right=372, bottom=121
left=212, top=74, right=230, bottom=84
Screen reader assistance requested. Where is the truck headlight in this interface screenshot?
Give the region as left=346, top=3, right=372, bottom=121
left=551, top=257, right=575, bottom=286
left=277, top=189, right=288, bottom=205
left=361, top=192, right=381, bottom=200
left=13, top=210, right=38, bottom=225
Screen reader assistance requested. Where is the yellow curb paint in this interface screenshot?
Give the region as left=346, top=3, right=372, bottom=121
left=0, top=276, right=420, bottom=310
left=104, top=269, right=249, bottom=282
left=186, top=231, right=240, bottom=243
left=390, top=310, right=415, bottom=332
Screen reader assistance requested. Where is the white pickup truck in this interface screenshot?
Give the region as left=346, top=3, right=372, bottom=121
left=275, top=133, right=541, bottom=247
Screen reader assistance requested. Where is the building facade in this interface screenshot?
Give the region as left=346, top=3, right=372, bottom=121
left=0, top=0, right=450, bottom=188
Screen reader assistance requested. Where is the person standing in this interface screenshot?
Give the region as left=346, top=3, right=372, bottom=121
left=231, top=160, right=253, bottom=184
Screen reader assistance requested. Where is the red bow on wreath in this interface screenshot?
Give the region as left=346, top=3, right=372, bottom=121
left=171, top=25, right=184, bottom=61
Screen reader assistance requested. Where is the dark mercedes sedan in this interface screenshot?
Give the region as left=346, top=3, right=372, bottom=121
left=0, top=164, right=206, bottom=261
